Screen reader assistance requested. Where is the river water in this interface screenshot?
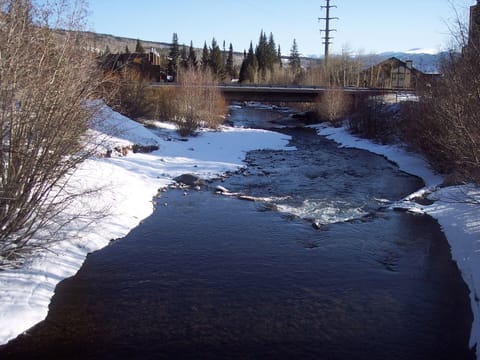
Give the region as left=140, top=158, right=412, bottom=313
left=0, top=105, right=474, bottom=359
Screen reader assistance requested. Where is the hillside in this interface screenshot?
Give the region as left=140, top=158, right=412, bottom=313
left=72, top=30, right=445, bottom=73
left=83, top=30, right=172, bottom=53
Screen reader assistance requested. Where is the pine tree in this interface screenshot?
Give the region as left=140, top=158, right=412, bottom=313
left=187, top=41, right=198, bottom=68
left=135, top=39, right=145, bottom=53
left=209, top=37, right=224, bottom=79
left=225, top=43, right=234, bottom=79
left=125, top=45, right=130, bottom=54
left=277, top=45, right=283, bottom=68
left=168, top=33, right=180, bottom=79
left=239, top=53, right=248, bottom=83
left=267, top=32, right=278, bottom=70
left=180, top=44, right=188, bottom=69
left=201, top=41, right=209, bottom=71
left=255, top=30, right=268, bottom=77
left=222, top=40, right=227, bottom=66
left=289, top=39, right=301, bottom=73
left=239, top=42, right=258, bottom=83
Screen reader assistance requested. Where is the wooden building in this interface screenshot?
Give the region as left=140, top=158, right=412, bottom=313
left=361, top=57, right=435, bottom=90
left=100, top=48, right=164, bottom=82
left=469, top=0, right=480, bottom=50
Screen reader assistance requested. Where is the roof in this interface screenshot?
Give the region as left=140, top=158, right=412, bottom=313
left=368, top=56, right=426, bottom=75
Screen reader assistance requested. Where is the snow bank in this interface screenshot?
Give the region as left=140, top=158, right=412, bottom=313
left=313, top=123, right=480, bottom=357
left=0, top=105, right=294, bottom=345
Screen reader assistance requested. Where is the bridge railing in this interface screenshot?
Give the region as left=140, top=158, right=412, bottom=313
left=149, top=81, right=415, bottom=93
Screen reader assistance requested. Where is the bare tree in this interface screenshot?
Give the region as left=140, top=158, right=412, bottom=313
left=316, top=86, right=351, bottom=126
left=403, top=4, right=480, bottom=183
left=0, top=0, right=106, bottom=263
left=172, top=67, right=227, bottom=136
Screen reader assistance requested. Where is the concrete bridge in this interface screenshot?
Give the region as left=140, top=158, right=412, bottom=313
left=149, top=83, right=411, bottom=104
left=218, top=84, right=394, bottom=103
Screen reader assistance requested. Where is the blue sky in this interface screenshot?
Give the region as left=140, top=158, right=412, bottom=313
left=88, top=0, right=474, bottom=56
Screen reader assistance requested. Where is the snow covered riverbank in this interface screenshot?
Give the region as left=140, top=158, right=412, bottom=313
left=314, top=124, right=480, bottom=356
left=0, top=105, right=294, bottom=345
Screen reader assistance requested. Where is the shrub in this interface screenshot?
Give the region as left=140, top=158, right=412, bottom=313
left=108, top=72, right=153, bottom=120
left=0, top=0, right=105, bottom=263
left=348, top=96, right=403, bottom=144
left=149, top=68, right=227, bottom=136
left=316, top=87, right=351, bottom=127
left=402, top=49, right=480, bottom=182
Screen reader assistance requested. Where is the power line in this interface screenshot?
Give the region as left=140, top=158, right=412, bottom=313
left=319, top=0, right=339, bottom=66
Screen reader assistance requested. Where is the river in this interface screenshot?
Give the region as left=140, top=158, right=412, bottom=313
left=0, top=105, right=474, bottom=359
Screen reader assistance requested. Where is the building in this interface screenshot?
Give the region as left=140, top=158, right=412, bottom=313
left=361, top=57, right=436, bottom=90
left=469, top=0, right=480, bottom=50
left=100, top=48, right=164, bottom=82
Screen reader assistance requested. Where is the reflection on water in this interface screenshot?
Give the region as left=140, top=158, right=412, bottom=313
left=0, top=106, right=474, bottom=359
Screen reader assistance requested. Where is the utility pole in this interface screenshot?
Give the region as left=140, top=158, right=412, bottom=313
left=319, top=0, right=338, bottom=67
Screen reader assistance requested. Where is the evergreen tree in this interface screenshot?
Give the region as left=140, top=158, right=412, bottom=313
left=289, top=38, right=301, bottom=73
left=125, top=45, right=130, bottom=54
left=255, top=30, right=268, bottom=77
left=277, top=45, right=283, bottom=68
left=135, top=39, right=145, bottom=53
left=239, top=42, right=258, bottom=83
left=225, top=43, right=234, bottom=79
left=180, top=44, right=188, bottom=69
left=267, top=32, right=278, bottom=70
left=168, top=32, right=180, bottom=79
left=104, top=45, right=111, bottom=55
left=222, top=40, right=227, bottom=66
left=187, top=41, right=198, bottom=68
left=201, top=41, right=209, bottom=70
left=239, top=49, right=248, bottom=81
left=209, top=37, right=224, bottom=79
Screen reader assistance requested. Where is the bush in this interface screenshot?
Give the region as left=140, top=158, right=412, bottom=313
left=348, top=96, right=403, bottom=144
left=149, top=68, right=227, bottom=136
left=108, top=72, right=153, bottom=120
left=0, top=0, right=105, bottom=263
left=402, top=49, right=480, bottom=182
left=316, top=87, right=351, bottom=127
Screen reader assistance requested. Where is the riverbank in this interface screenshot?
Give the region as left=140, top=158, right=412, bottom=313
left=0, top=103, right=478, bottom=358
left=314, top=123, right=480, bottom=355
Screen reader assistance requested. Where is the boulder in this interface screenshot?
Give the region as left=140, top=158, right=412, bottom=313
left=174, top=174, right=204, bottom=187
left=132, top=144, right=159, bottom=153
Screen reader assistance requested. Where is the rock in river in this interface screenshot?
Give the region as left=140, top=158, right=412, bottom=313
left=174, top=174, right=205, bottom=187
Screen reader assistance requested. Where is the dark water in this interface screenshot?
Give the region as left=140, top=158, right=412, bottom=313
left=0, top=106, right=474, bottom=359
